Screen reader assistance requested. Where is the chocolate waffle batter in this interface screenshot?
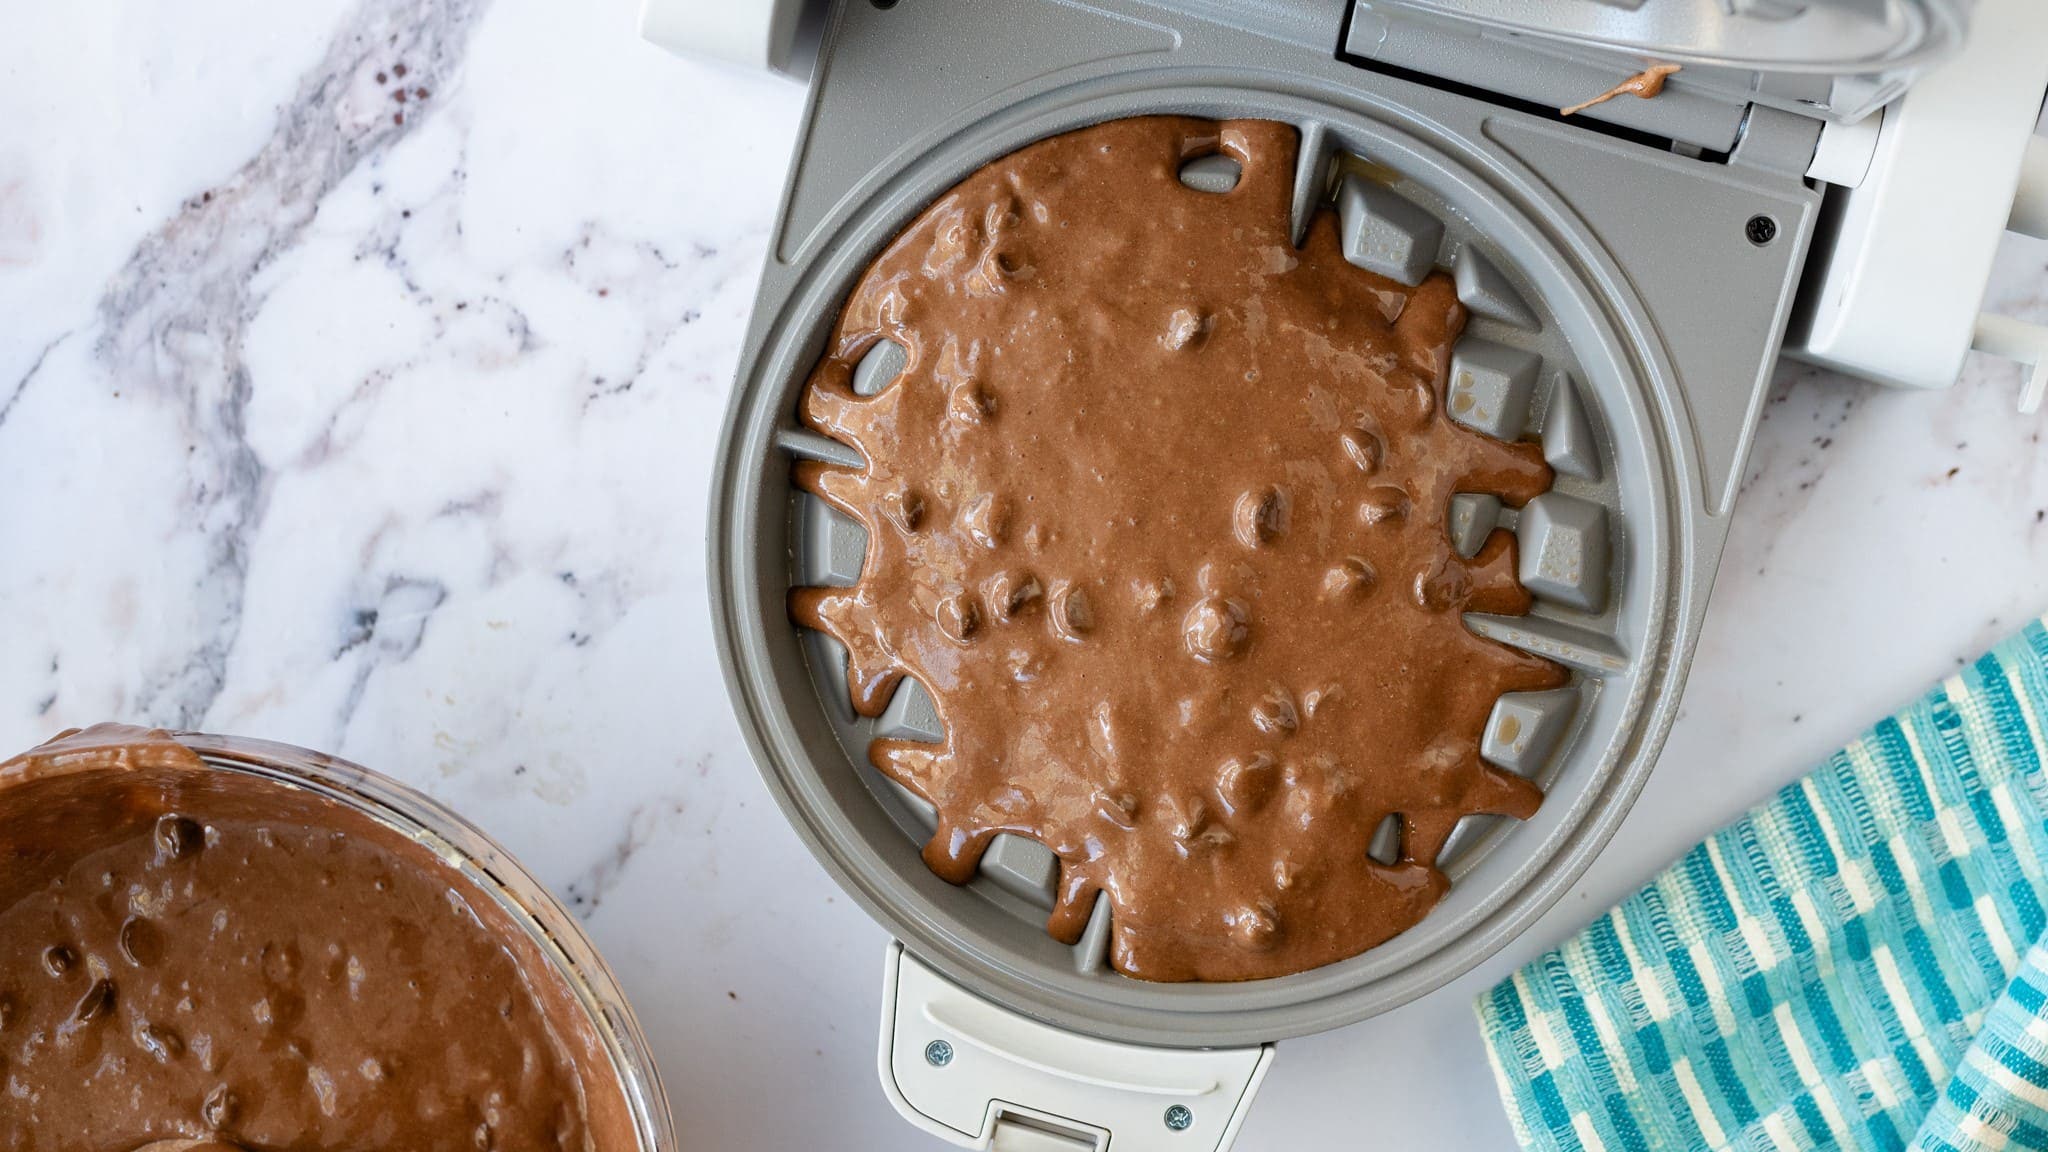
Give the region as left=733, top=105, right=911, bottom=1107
left=0, top=726, right=637, bottom=1151
left=791, top=117, right=1569, bottom=982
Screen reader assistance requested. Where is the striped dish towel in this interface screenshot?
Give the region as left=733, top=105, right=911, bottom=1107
left=1912, top=936, right=2048, bottom=1151
left=1477, top=616, right=2048, bottom=1152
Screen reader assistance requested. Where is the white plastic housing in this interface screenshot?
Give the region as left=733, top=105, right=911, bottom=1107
left=879, top=945, right=1274, bottom=1152
left=1788, top=0, right=2048, bottom=405
left=2015, top=135, right=2048, bottom=240
left=638, top=0, right=805, bottom=74
left=1805, top=112, right=1883, bottom=189
left=1974, top=314, right=2048, bottom=415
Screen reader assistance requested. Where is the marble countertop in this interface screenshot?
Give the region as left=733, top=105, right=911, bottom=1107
left=4, top=1, right=2046, bottom=1147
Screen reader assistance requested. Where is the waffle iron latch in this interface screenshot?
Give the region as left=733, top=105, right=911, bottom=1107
left=1346, top=0, right=2047, bottom=412
left=880, top=945, right=1275, bottom=1152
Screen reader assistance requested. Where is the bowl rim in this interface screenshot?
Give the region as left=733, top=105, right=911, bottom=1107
left=169, top=730, right=679, bottom=1152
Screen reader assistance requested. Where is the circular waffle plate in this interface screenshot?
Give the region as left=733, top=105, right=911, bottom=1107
left=711, top=79, right=1690, bottom=1048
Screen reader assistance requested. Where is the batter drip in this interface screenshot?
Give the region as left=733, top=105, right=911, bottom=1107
left=790, top=117, right=1569, bottom=982
left=1561, top=62, right=1682, bottom=116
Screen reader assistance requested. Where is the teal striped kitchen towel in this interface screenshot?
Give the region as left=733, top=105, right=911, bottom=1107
left=1477, top=616, right=2048, bottom=1152
left=1910, top=933, right=2048, bottom=1151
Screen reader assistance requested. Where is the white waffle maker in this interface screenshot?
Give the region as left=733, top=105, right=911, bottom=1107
left=656, top=1, right=2048, bottom=1147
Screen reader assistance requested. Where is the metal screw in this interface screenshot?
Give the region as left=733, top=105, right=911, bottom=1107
left=1164, top=1105, right=1194, bottom=1131
left=924, top=1040, right=953, bottom=1067
left=1745, top=214, right=1779, bottom=246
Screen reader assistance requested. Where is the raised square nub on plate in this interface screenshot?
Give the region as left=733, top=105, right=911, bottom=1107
left=799, top=494, right=868, bottom=588
left=1481, top=687, right=1580, bottom=777
left=1447, top=493, right=1502, bottom=558
left=852, top=338, right=908, bottom=397
left=1073, top=894, right=1112, bottom=974
left=1367, top=814, right=1401, bottom=865
left=1452, top=244, right=1539, bottom=330
left=1179, top=153, right=1242, bottom=194
left=1542, top=373, right=1602, bottom=481
left=1336, top=173, right=1444, bottom=288
left=873, top=678, right=943, bottom=831
left=1516, top=493, right=1611, bottom=614
left=875, top=676, right=945, bottom=743
left=980, top=834, right=1058, bottom=908
left=1447, top=338, right=1541, bottom=441
left=821, top=504, right=868, bottom=585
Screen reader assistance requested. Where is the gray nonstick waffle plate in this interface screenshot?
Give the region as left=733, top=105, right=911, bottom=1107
left=709, top=78, right=1700, bottom=1049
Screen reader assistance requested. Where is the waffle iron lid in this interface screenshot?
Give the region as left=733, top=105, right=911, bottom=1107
left=1355, top=0, right=1969, bottom=123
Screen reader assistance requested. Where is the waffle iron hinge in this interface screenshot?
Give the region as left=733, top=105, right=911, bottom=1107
left=1785, top=0, right=2048, bottom=414
left=1339, top=0, right=1965, bottom=149
left=1339, top=0, right=2048, bottom=413
left=1340, top=3, right=1754, bottom=155
left=879, top=945, right=1275, bottom=1152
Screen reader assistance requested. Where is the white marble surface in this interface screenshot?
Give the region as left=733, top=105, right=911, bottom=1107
left=3, top=2, right=2046, bottom=1148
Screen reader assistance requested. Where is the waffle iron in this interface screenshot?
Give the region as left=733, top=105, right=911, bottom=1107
left=663, top=1, right=2048, bottom=1146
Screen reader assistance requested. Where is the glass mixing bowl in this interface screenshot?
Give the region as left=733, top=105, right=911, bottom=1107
left=162, top=731, right=679, bottom=1152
